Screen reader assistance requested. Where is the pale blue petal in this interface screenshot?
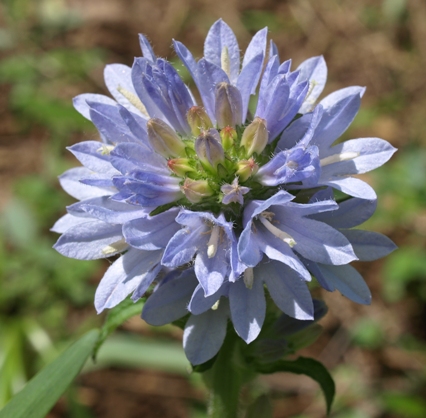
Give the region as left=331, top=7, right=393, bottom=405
left=310, top=197, right=377, bottom=228
left=59, top=167, right=114, bottom=200
left=51, top=213, right=89, bottom=234
left=242, top=27, right=267, bottom=68
left=142, top=269, right=198, bottom=326
left=138, top=34, right=156, bottom=62
left=319, top=86, right=365, bottom=109
left=322, top=177, right=377, bottom=199
left=204, top=19, right=240, bottom=83
left=123, top=207, right=181, bottom=250
left=67, top=141, right=119, bottom=175
left=258, top=260, right=314, bottom=320
left=321, top=137, right=397, bottom=176
left=311, top=93, right=361, bottom=151
left=73, top=94, right=116, bottom=120
left=54, top=221, right=123, bottom=260
left=183, top=301, right=229, bottom=365
left=67, top=196, right=150, bottom=224
left=236, top=53, right=264, bottom=120
left=94, top=248, right=162, bottom=312
left=104, top=64, right=145, bottom=116
left=340, top=229, right=397, bottom=261
left=316, top=263, right=371, bottom=305
left=229, top=276, right=266, bottom=343
left=297, top=56, right=327, bottom=114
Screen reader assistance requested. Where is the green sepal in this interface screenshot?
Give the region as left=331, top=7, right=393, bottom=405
left=92, top=298, right=144, bottom=360
left=191, top=354, right=218, bottom=373
left=255, top=356, right=335, bottom=415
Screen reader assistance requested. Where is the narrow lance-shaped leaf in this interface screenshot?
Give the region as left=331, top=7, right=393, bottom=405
left=0, top=330, right=99, bottom=418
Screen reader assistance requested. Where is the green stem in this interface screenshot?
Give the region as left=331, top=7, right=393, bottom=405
left=204, top=333, right=244, bottom=418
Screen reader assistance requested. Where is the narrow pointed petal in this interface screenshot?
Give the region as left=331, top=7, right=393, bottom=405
left=340, top=229, right=397, bottom=261
left=188, top=283, right=225, bottom=315
left=67, top=196, right=149, bottom=224
left=183, top=302, right=229, bottom=365
left=242, top=27, right=267, bottom=68
left=138, top=34, right=156, bottom=62
left=236, top=53, right=264, bottom=120
left=316, top=263, right=371, bottom=305
left=311, top=93, right=361, bottom=151
left=204, top=19, right=240, bottom=83
left=94, top=248, right=162, bottom=312
left=320, top=86, right=365, bottom=109
left=229, top=276, right=266, bottom=343
left=59, top=167, right=114, bottom=200
left=258, top=261, right=314, bottom=320
left=323, top=177, right=377, bottom=200
left=142, top=270, right=198, bottom=326
left=73, top=94, right=117, bottom=120
left=297, top=56, right=327, bottom=114
left=51, top=214, right=88, bottom=234
left=54, top=221, right=123, bottom=260
left=310, top=197, right=377, bottom=229
left=321, top=137, right=397, bottom=176
left=123, top=207, right=181, bottom=250
left=104, top=64, right=146, bottom=117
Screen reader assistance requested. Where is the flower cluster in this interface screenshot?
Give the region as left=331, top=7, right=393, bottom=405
left=53, top=20, right=396, bottom=365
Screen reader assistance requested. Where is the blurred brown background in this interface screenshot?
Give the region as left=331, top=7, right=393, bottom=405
left=0, top=0, right=425, bottom=417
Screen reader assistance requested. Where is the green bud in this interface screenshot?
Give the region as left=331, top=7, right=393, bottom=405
left=240, top=117, right=268, bottom=157
left=236, top=158, right=259, bottom=182
left=215, top=82, right=243, bottom=128
left=167, top=158, right=195, bottom=177
left=187, top=106, right=213, bottom=136
left=147, top=118, right=186, bottom=158
left=195, top=129, right=225, bottom=172
left=181, top=178, right=214, bottom=203
left=220, top=126, right=237, bottom=150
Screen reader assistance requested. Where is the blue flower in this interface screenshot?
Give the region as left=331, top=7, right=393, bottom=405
left=53, top=19, right=397, bottom=365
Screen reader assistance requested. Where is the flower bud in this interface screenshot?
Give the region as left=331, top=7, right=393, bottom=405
left=195, top=129, right=225, bottom=172
left=147, top=118, right=186, bottom=158
left=186, top=106, right=213, bottom=136
left=167, top=158, right=195, bottom=177
left=240, top=117, right=268, bottom=157
left=214, top=82, right=243, bottom=128
left=181, top=178, right=214, bottom=203
left=236, top=158, right=259, bottom=182
left=220, top=126, right=237, bottom=151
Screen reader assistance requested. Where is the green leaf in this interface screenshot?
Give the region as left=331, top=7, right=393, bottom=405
left=256, top=356, right=335, bottom=415
left=92, top=298, right=144, bottom=360
left=0, top=329, right=99, bottom=418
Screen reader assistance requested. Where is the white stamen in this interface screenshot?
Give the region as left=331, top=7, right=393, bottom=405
left=259, top=213, right=296, bottom=248
left=221, top=46, right=231, bottom=78
left=320, top=152, right=359, bottom=167
left=211, top=300, right=220, bottom=310
left=243, top=268, right=254, bottom=289
left=116, top=85, right=149, bottom=117
left=207, top=225, right=221, bottom=258
left=101, top=238, right=128, bottom=255
left=97, top=144, right=115, bottom=155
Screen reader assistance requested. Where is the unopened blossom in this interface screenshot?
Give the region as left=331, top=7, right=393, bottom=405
left=53, top=19, right=397, bottom=366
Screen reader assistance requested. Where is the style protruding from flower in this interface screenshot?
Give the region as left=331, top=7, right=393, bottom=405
left=55, top=18, right=397, bottom=366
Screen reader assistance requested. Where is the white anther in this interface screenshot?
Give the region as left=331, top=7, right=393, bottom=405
left=101, top=238, right=128, bottom=255
left=116, top=85, right=149, bottom=117
left=221, top=46, right=231, bottom=78
left=211, top=300, right=220, bottom=310
left=207, top=225, right=221, bottom=258
left=259, top=213, right=296, bottom=248
left=97, top=144, right=115, bottom=155
left=320, top=152, right=359, bottom=167
left=243, top=268, right=254, bottom=289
